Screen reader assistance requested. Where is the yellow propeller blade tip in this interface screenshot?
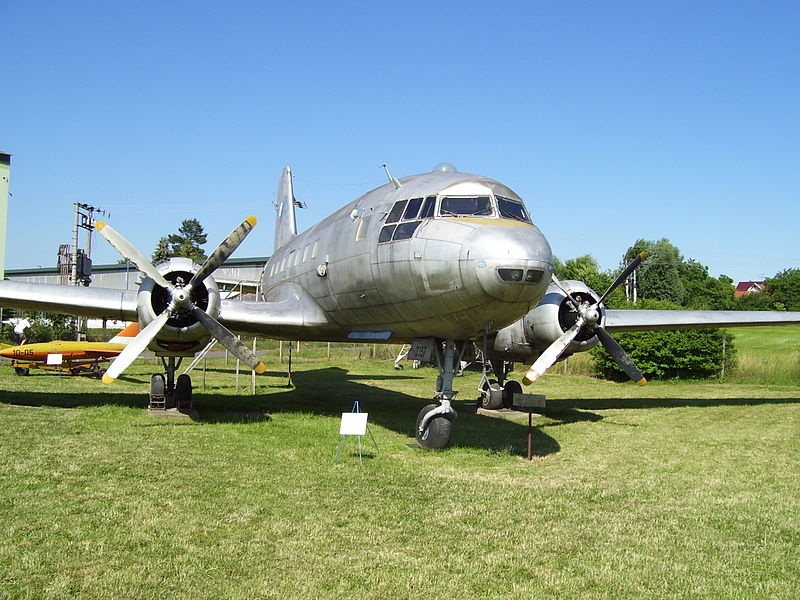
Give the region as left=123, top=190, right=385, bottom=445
left=254, top=362, right=267, bottom=374
left=521, top=375, right=533, bottom=386
left=102, top=373, right=116, bottom=385
left=637, top=377, right=648, bottom=386
left=95, top=221, right=107, bottom=231
left=638, top=251, right=647, bottom=259
left=246, top=216, right=257, bottom=227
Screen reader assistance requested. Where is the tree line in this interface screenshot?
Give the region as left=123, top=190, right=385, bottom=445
left=555, top=238, right=799, bottom=380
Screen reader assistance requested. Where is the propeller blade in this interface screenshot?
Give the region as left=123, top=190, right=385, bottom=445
left=597, top=251, right=646, bottom=305
left=189, top=216, right=257, bottom=288
left=95, top=221, right=172, bottom=290
left=594, top=326, right=647, bottom=386
left=191, top=308, right=266, bottom=373
left=102, top=311, right=171, bottom=383
left=522, top=320, right=583, bottom=385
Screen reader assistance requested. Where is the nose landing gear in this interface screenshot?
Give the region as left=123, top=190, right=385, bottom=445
left=415, top=339, right=463, bottom=449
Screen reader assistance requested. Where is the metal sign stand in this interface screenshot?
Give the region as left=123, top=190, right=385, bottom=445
left=334, top=400, right=378, bottom=464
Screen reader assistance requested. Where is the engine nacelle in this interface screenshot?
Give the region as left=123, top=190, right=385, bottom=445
left=490, top=279, right=603, bottom=363
left=136, top=257, right=221, bottom=356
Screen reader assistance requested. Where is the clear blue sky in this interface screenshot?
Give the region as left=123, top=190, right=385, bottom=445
left=3, top=1, right=799, bottom=284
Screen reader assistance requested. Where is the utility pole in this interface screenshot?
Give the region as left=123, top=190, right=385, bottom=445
left=67, top=203, right=108, bottom=339
left=69, top=202, right=108, bottom=286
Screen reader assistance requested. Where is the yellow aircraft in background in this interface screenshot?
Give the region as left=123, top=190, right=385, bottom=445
left=0, top=323, right=139, bottom=377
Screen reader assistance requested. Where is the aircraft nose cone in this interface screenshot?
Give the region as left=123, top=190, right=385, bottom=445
left=461, top=224, right=553, bottom=305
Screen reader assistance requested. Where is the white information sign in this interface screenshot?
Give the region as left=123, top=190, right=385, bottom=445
left=339, top=412, right=368, bottom=436
left=46, top=354, right=64, bottom=366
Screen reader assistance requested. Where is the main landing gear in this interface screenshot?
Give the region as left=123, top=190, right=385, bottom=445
left=149, top=356, right=193, bottom=411
left=415, top=339, right=464, bottom=449
left=478, top=359, right=521, bottom=410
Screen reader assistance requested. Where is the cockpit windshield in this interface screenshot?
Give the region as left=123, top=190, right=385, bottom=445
left=439, top=196, right=493, bottom=217
left=497, top=196, right=531, bottom=224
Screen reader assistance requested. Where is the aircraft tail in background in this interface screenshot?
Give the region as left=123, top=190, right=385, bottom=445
left=273, top=166, right=298, bottom=251
left=108, top=322, right=140, bottom=345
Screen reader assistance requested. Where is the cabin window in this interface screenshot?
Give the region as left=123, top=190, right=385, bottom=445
left=386, top=200, right=407, bottom=224
left=402, top=198, right=423, bottom=220
left=302, top=245, right=310, bottom=263
left=420, top=196, right=436, bottom=219
left=497, top=196, right=531, bottom=224
left=440, top=196, right=493, bottom=217
left=311, top=241, right=318, bottom=259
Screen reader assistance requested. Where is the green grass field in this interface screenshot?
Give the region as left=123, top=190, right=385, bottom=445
left=1, top=332, right=798, bottom=599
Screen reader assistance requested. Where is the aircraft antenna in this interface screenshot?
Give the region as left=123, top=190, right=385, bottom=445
left=380, top=163, right=402, bottom=189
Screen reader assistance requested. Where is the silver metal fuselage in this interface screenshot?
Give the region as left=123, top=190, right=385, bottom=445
left=261, top=171, right=553, bottom=342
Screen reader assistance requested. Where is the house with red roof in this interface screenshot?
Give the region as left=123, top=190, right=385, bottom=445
left=735, top=281, right=765, bottom=298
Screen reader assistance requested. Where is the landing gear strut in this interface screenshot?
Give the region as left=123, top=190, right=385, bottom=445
left=415, top=339, right=462, bottom=449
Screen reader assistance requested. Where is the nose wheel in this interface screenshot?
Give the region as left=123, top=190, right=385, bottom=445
left=415, top=339, right=460, bottom=449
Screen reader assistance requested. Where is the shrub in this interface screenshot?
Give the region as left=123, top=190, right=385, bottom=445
left=592, top=328, right=737, bottom=381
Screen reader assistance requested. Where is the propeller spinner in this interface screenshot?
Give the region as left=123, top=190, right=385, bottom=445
left=522, top=252, right=647, bottom=386
left=95, top=217, right=266, bottom=383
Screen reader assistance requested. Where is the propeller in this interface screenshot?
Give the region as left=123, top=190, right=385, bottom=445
left=96, top=216, right=266, bottom=383
left=522, top=252, right=647, bottom=386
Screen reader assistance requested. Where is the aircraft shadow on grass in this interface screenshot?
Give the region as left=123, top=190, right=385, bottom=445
left=1, top=366, right=561, bottom=457
left=4, top=366, right=797, bottom=457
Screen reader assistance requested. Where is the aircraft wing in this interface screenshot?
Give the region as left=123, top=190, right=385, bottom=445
left=604, top=309, right=800, bottom=333
left=0, top=280, right=329, bottom=337
left=0, top=281, right=139, bottom=321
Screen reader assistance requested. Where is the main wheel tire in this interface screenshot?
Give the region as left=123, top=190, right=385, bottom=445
left=480, top=379, right=503, bottom=409
left=503, top=380, right=522, bottom=408
left=150, top=374, right=165, bottom=396
left=14, top=367, right=30, bottom=376
left=415, top=403, right=453, bottom=449
left=175, top=374, right=192, bottom=404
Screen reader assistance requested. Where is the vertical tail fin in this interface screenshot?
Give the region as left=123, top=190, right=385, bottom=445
left=274, top=166, right=297, bottom=251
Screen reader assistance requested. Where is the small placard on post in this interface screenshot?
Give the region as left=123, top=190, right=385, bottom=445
left=513, top=393, right=546, bottom=409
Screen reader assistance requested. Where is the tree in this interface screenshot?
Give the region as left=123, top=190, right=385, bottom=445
left=151, top=219, right=208, bottom=263
left=552, top=254, right=624, bottom=307
left=625, top=238, right=685, bottom=305
left=680, top=260, right=736, bottom=310
left=765, top=268, right=800, bottom=311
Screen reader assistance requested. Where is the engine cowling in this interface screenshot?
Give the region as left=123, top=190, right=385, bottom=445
left=490, top=279, right=603, bottom=363
left=136, top=257, right=221, bottom=355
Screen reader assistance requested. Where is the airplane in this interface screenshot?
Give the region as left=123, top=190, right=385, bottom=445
left=0, top=322, right=139, bottom=376
left=1, top=162, right=799, bottom=449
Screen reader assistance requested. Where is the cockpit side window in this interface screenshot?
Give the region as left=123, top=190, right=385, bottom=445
left=386, top=200, right=407, bottom=224
left=497, top=196, right=532, bottom=223
left=420, top=196, right=436, bottom=219
left=440, top=196, right=493, bottom=217
left=402, top=197, right=423, bottom=221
